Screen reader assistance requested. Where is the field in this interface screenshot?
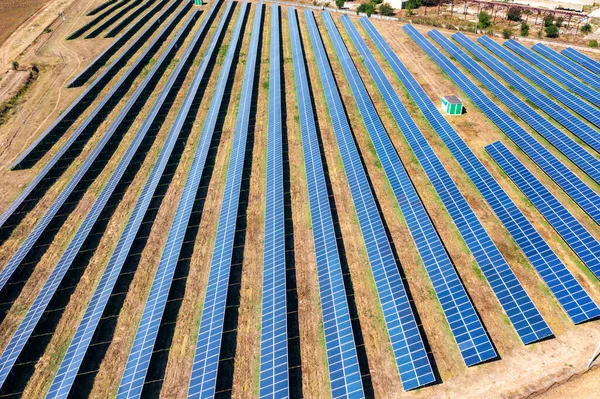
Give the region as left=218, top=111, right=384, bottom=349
left=0, top=0, right=599, bottom=398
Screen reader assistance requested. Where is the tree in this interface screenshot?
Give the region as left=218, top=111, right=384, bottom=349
left=556, top=16, right=564, bottom=27
left=545, top=23, right=559, bottom=38
left=379, top=2, right=394, bottom=15
left=503, top=27, right=513, bottom=39
left=589, top=39, right=598, bottom=48
left=336, top=0, right=344, bottom=8
left=478, top=11, right=491, bottom=29
left=581, top=23, right=592, bottom=34
left=520, top=22, right=529, bottom=36
left=507, top=7, right=522, bottom=22
left=543, top=14, right=554, bottom=27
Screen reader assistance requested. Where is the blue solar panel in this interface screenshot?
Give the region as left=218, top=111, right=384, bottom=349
left=258, top=4, right=289, bottom=398
left=305, top=10, right=434, bottom=390
left=115, top=2, right=240, bottom=397
left=0, top=9, right=207, bottom=391
left=187, top=3, right=262, bottom=398
left=486, top=141, right=600, bottom=282
left=561, top=47, right=600, bottom=76
left=8, top=0, right=188, bottom=171
left=532, top=43, right=600, bottom=92
left=433, top=31, right=600, bottom=186
left=399, top=23, right=600, bottom=324
left=44, top=2, right=224, bottom=398
left=410, top=31, right=600, bottom=228
left=323, top=12, right=495, bottom=367
left=466, top=36, right=600, bottom=155
left=0, top=7, right=197, bottom=296
left=288, top=8, right=364, bottom=398
left=488, top=38, right=600, bottom=129
left=343, top=18, right=551, bottom=346
left=0, top=2, right=191, bottom=230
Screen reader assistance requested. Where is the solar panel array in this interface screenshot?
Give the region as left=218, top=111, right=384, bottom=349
left=45, top=2, right=224, bottom=397
left=70, top=0, right=178, bottom=87
left=8, top=0, right=190, bottom=172
left=486, top=142, right=600, bottom=282
left=532, top=43, right=600, bottom=92
left=502, top=39, right=600, bottom=106
left=306, top=10, right=434, bottom=390
left=288, top=8, right=365, bottom=398
left=68, top=0, right=135, bottom=39
left=187, top=3, right=262, bottom=398
left=259, top=4, right=289, bottom=398
left=0, top=11, right=207, bottom=391
left=409, top=31, right=600, bottom=228
left=85, top=0, right=145, bottom=39
left=562, top=47, right=600, bottom=76
left=386, top=23, right=600, bottom=325
left=0, top=7, right=197, bottom=299
left=115, top=3, right=239, bottom=397
left=324, top=12, right=495, bottom=367
left=344, top=18, right=550, bottom=345
left=491, top=38, right=600, bottom=129
left=466, top=36, right=600, bottom=155
left=437, top=31, right=600, bottom=186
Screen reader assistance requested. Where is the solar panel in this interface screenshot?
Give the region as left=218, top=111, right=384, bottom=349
left=44, top=2, right=224, bottom=398
left=68, top=0, right=135, bottom=39
left=258, top=4, right=289, bottom=398
left=454, top=33, right=600, bottom=156
left=433, top=31, right=600, bottom=186
left=399, top=23, right=600, bottom=324
left=532, top=43, right=600, bottom=92
left=305, top=10, right=435, bottom=390
left=323, top=12, right=496, bottom=367
left=0, top=8, right=197, bottom=303
left=187, top=3, right=262, bottom=398
left=488, top=38, right=600, bottom=129
left=561, top=47, right=600, bottom=76
left=409, top=31, right=600, bottom=228
left=486, top=141, right=600, bottom=282
left=9, top=0, right=190, bottom=171
left=85, top=0, right=145, bottom=39
left=71, top=0, right=177, bottom=87
left=115, top=2, right=240, bottom=397
left=288, top=8, right=365, bottom=398
left=342, top=18, right=551, bottom=346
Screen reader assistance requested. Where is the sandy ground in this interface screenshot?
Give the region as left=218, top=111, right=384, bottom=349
left=0, top=0, right=599, bottom=397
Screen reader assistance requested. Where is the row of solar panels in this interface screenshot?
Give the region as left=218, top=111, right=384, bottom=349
left=1, top=3, right=600, bottom=398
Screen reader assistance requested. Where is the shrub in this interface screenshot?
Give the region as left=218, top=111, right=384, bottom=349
left=556, top=16, right=564, bottom=27
left=545, top=23, right=559, bottom=38
left=520, top=22, right=529, bottom=36
left=507, top=7, right=522, bottom=21
left=543, top=14, right=554, bottom=27
left=336, top=0, right=344, bottom=8
left=379, top=2, right=394, bottom=16
left=589, top=39, right=598, bottom=48
left=478, top=11, right=491, bottom=29
left=358, top=2, right=375, bottom=16
left=503, top=27, right=513, bottom=39
left=11, top=61, right=19, bottom=70
left=581, top=23, right=592, bottom=34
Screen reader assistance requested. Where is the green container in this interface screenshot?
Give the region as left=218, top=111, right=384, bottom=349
left=194, top=0, right=202, bottom=5
left=442, top=95, right=463, bottom=115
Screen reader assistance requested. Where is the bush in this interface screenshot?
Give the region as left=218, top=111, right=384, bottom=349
left=543, top=14, right=554, bottom=27
left=520, top=22, right=529, bottom=36
left=336, top=0, right=344, bottom=8
left=589, top=39, right=598, bottom=48
left=581, top=23, right=592, bottom=34
left=357, top=2, right=376, bottom=16
left=11, top=61, right=19, bottom=70
left=478, top=11, right=491, bottom=29
left=379, top=2, right=394, bottom=15
left=556, top=17, right=564, bottom=27
left=545, top=23, right=559, bottom=38
left=503, top=27, right=513, bottom=39
left=507, top=7, right=522, bottom=21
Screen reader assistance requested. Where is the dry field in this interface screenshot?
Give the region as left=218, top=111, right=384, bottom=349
left=0, top=0, right=599, bottom=398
